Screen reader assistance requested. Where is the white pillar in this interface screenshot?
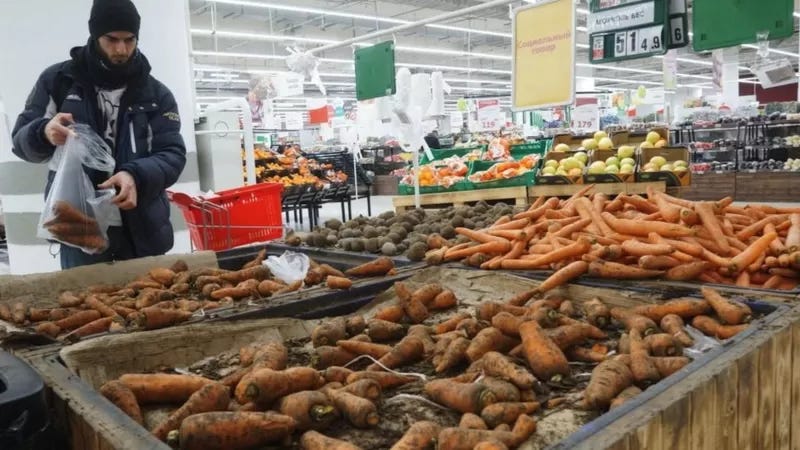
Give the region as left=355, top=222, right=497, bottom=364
left=576, top=66, right=595, bottom=92
left=720, top=47, right=741, bottom=107
left=0, top=0, right=199, bottom=274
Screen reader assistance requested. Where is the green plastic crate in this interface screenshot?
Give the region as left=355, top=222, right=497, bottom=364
left=467, top=161, right=539, bottom=190
left=419, top=146, right=485, bottom=165
left=510, top=140, right=550, bottom=159
left=397, top=180, right=470, bottom=195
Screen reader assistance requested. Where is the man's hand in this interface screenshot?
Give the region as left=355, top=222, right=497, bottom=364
left=44, top=113, right=76, bottom=146
left=99, top=171, right=137, bottom=210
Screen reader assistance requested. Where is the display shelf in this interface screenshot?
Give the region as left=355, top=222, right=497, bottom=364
left=392, top=186, right=528, bottom=213
left=529, top=181, right=666, bottom=198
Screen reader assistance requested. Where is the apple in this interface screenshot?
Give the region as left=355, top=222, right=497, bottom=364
left=646, top=131, right=661, bottom=145
left=605, top=165, right=620, bottom=174
left=643, top=163, right=657, bottom=172
left=640, top=142, right=654, bottom=149
left=674, top=160, right=688, bottom=168
left=650, top=156, right=667, bottom=168
left=574, top=151, right=589, bottom=164
left=620, top=163, right=635, bottom=173
left=655, top=139, right=667, bottom=148
left=605, top=156, right=620, bottom=167
left=594, top=131, right=608, bottom=142
left=575, top=159, right=586, bottom=169
left=621, top=158, right=636, bottom=167
left=542, top=166, right=557, bottom=175
left=545, top=160, right=559, bottom=169
left=554, top=143, right=571, bottom=153
left=660, top=164, right=674, bottom=172
left=561, top=158, right=581, bottom=171
left=582, top=139, right=598, bottom=150
left=556, top=168, right=568, bottom=176
left=617, top=145, right=635, bottom=159
left=598, top=137, right=614, bottom=151
left=588, top=161, right=606, bottom=174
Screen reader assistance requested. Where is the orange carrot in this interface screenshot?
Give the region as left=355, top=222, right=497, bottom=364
left=337, top=340, right=392, bottom=359
left=368, top=335, right=424, bottom=370
left=622, top=195, right=659, bottom=214
left=545, top=323, right=606, bottom=351
left=466, top=327, right=520, bottom=362
left=136, top=307, right=192, bottom=330
left=610, top=308, right=657, bottom=336
left=434, top=312, right=472, bottom=335
left=300, top=430, right=361, bottom=450
left=609, top=386, right=642, bottom=410
left=346, top=371, right=417, bottom=389
left=490, top=218, right=531, bottom=231
left=54, top=310, right=102, bottom=331
left=390, top=421, right=441, bottom=450
left=519, top=321, right=570, bottom=383
left=588, top=261, right=663, bottom=279
left=583, top=298, right=611, bottom=328
left=119, top=373, right=216, bottom=405
left=63, top=316, right=114, bottom=341
left=514, top=198, right=560, bottom=221
left=99, top=380, right=143, bottom=425
left=786, top=214, right=800, bottom=253
left=628, top=329, right=660, bottom=387
left=322, top=367, right=354, bottom=384
left=502, top=237, right=592, bottom=270
left=481, top=402, right=540, bottom=428
left=534, top=261, right=589, bottom=294
left=277, top=391, right=339, bottom=431
left=435, top=337, right=471, bottom=373
left=367, top=319, right=406, bottom=341
left=567, top=346, right=607, bottom=363
left=237, top=367, right=324, bottom=406
left=584, top=359, right=634, bottom=410
left=695, top=202, right=731, bottom=255
left=632, top=298, right=711, bottom=322
left=171, top=411, right=296, bottom=450
left=621, top=240, right=674, bottom=257
left=602, top=213, right=694, bottom=238
left=445, top=241, right=512, bottom=262
left=691, top=315, right=748, bottom=340
left=478, top=352, right=538, bottom=390
left=460, top=413, right=489, bottom=430
left=424, top=379, right=496, bottom=414
left=152, top=383, right=230, bottom=441
left=701, top=287, right=752, bottom=325
left=736, top=215, right=787, bottom=241
left=727, top=232, right=777, bottom=274
left=639, top=255, right=683, bottom=270
left=649, top=189, right=681, bottom=223
left=326, top=276, right=353, bottom=290
left=374, top=305, right=405, bottom=323
left=664, top=261, right=711, bottom=281
left=312, top=317, right=348, bottom=348
left=455, top=228, right=510, bottom=244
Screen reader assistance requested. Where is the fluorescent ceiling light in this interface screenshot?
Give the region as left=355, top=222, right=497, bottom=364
left=194, top=50, right=283, bottom=60
left=742, top=44, right=800, bottom=58
left=353, top=43, right=512, bottom=61
left=450, top=86, right=512, bottom=92
left=444, top=78, right=510, bottom=85
left=795, top=12, right=800, bottom=18
left=395, top=61, right=511, bottom=75
left=191, top=28, right=336, bottom=44
left=586, top=76, right=662, bottom=86
left=208, top=0, right=512, bottom=39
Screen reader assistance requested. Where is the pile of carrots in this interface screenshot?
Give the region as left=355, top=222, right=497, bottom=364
left=0, top=252, right=396, bottom=342
left=96, top=277, right=755, bottom=449
left=426, top=186, right=800, bottom=292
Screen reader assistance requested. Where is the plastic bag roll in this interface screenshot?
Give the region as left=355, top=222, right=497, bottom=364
left=409, top=73, right=432, bottom=123
left=426, top=71, right=447, bottom=118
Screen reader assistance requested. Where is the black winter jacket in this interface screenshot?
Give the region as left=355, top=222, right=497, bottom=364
left=11, top=51, right=187, bottom=258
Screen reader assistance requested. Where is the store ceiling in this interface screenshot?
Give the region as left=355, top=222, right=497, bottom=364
left=189, top=0, right=800, bottom=108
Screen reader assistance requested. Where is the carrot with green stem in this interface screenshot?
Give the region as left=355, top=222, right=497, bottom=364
left=702, top=287, right=752, bottom=325
left=519, top=321, right=570, bottom=383
left=584, top=358, right=634, bottom=410
left=425, top=379, right=497, bottom=414
left=152, top=382, right=230, bottom=441
left=169, top=411, right=296, bottom=450
left=300, top=430, right=362, bottom=450
left=277, top=391, right=339, bottom=431
left=390, top=421, right=441, bottom=450
left=99, top=380, right=143, bottom=425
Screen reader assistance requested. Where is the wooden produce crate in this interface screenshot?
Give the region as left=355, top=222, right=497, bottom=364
left=735, top=171, right=800, bottom=203
left=14, top=267, right=786, bottom=450
left=529, top=181, right=665, bottom=198
left=392, top=186, right=528, bottom=213
left=679, top=172, right=736, bottom=201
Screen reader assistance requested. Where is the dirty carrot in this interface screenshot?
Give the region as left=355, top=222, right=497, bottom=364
left=643, top=333, right=681, bottom=357
left=237, top=367, right=324, bottom=406
left=322, top=367, right=354, bottom=384
left=481, top=402, right=540, bottom=428
left=701, top=287, right=752, bottom=325
left=337, top=340, right=392, bottom=359
left=277, top=391, right=339, bottom=431
left=338, top=379, right=382, bottom=402
left=119, top=373, right=216, bottom=405
left=659, top=314, right=694, bottom=347
left=610, top=308, right=658, bottom=336
left=424, top=379, right=496, bottom=414
left=99, top=380, right=143, bottom=425
left=479, top=352, right=537, bottom=390
left=152, top=382, right=230, bottom=441
left=567, top=346, right=607, bottom=363
left=435, top=336, right=471, bottom=373
left=459, top=413, right=489, bottom=430
left=326, top=276, right=353, bottom=290
left=628, top=329, right=661, bottom=387
left=374, top=305, right=405, bottom=323
left=136, top=307, right=193, bottom=330
left=534, top=261, right=589, bottom=294
left=639, top=255, right=682, bottom=270
left=54, top=310, right=102, bottom=331
left=519, top=321, right=570, bottom=383
left=631, top=298, right=711, bottom=322
left=581, top=298, right=611, bottom=329
left=368, top=335, right=425, bottom=371
left=588, top=261, right=664, bottom=279
left=345, top=257, right=395, bottom=277
left=664, top=261, right=711, bottom=281
left=63, top=316, right=114, bottom=341
left=300, top=430, right=362, bottom=450
left=609, top=386, right=643, bottom=410
left=434, top=312, right=472, bottom=335
left=170, top=411, right=296, bottom=450
left=584, top=359, right=634, bottom=410
left=692, top=315, right=748, bottom=340
left=366, top=319, right=406, bottom=341
left=466, top=327, right=520, bottom=362
left=346, top=371, right=417, bottom=389
left=390, top=421, right=441, bottom=450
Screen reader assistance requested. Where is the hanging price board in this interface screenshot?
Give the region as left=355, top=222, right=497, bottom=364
left=667, top=0, right=688, bottom=49
left=589, top=0, right=669, bottom=63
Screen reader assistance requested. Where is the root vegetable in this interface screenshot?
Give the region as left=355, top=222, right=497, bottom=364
left=610, top=308, right=658, bottom=336
left=345, top=257, right=395, bottom=277
left=558, top=300, right=577, bottom=317
left=584, top=359, right=634, bottom=410
left=374, top=305, right=405, bottom=323
left=460, top=413, right=489, bottom=430
left=390, top=421, right=441, bottom=450
left=346, top=371, right=417, bottom=389
left=35, top=322, right=61, bottom=338
left=367, top=319, right=406, bottom=341
left=300, top=430, right=362, bottom=450
left=99, top=380, right=143, bottom=425
left=152, top=383, right=230, bottom=441
left=368, top=335, right=424, bottom=371
left=519, top=321, right=570, bottom=383
left=149, top=268, right=176, bottom=286
left=629, top=329, right=660, bottom=387
left=631, top=298, right=711, bottom=322
left=63, top=317, right=114, bottom=341
left=431, top=290, right=458, bottom=310
left=119, top=373, right=216, bottom=404
left=337, top=340, right=392, bottom=359
left=701, top=287, right=752, bottom=325
left=312, top=317, right=348, bottom=347
left=236, top=367, right=324, bottom=406
left=583, top=298, right=611, bottom=328
left=322, top=387, right=379, bottom=428
left=609, top=386, right=642, bottom=410
left=434, top=313, right=472, bottom=335
left=478, top=352, right=537, bottom=390
left=534, top=261, right=589, bottom=294
left=691, top=315, right=748, bottom=340
left=644, top=333, right=682, bottom=357
left=345, top=315, right=367, bottom=336
left=54, top=310, right=102, bottom=331
left=466, top=327, right=520, bottom=362
left=567, top=346, right=607, bottom=363
left=589, top=261, right=663, bottom=279
left=327, top=276, right=353, bottom=290
left=480, top=402, right=540, bottom=428
left=545, top=323, right=606, bottom=351
left=456, top=318, right=490, bottom=338
left=322, top=367, right=353, bottom=384
left=11, top=302, right=27, bottom=324
left=425, top=379, right=496, bottom=414
left=312, top=346, right=357, bottom=369
left=660, top=315, right=694, bottom=347
left=436, top=337, right=471, bottom=373
left=339, top=379, right=382, bottom=401
left=277, top=391, right=339, bottom=431
left=170, top=411, right=295, bottom=450
left=136, top=307, right=192, bottom=330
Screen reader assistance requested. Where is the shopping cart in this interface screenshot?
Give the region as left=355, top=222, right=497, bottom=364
left=168, top=183, right=284, bottom=252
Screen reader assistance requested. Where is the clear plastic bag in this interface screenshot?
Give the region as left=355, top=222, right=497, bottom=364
left=37, top=124, right=117, bottom=254
left=264, top=251, right=310, bottom=284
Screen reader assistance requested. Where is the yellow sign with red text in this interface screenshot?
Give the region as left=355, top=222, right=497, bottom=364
left=512, top=0, right=576, bottom=110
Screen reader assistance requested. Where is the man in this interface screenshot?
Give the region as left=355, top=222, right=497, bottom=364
left=12, top=0, right=186, bottom=269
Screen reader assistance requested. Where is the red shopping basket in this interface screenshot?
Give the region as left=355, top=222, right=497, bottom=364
left=168, top=183, right=284, bottom=251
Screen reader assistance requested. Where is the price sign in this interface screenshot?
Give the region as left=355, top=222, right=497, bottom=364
left=571, top=102, right=600, bottom=132
left=589, top=0, right=669, bottom=63
left=668, top=0, right=688, bottom=49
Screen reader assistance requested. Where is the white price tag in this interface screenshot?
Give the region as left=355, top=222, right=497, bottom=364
left=625, top=25, right=663, bottom=56
left=670, top=17, right=686, bottom=45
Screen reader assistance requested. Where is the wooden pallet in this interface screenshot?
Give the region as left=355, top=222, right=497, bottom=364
left=392, top=186, right=528, bottom=213
left=529, top=181, right=667, bottom=198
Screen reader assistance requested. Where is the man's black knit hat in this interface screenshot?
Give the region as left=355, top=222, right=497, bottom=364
left=89, top=0, right=141, bottom=39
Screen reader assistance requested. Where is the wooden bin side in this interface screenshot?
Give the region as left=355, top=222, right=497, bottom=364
left=572, top=303, right=800, bottom=450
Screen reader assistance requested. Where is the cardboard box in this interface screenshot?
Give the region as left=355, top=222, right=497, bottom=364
left=537, top=151, right=584, bottom=185
left=636, top=147, right=692, bottom=187
left=583, top=149, right=636, bottom=184
left=550, top=133, right=592, bottom=152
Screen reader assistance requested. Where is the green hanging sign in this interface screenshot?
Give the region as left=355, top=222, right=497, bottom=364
left=354, top=41, right=397, bottom=101
left=692, top=0, right=793, bottom=52
left=588, top=0, right=669, bottom=64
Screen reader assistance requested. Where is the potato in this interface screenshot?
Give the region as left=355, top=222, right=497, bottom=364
left=381, top=242, right=398, bottom=256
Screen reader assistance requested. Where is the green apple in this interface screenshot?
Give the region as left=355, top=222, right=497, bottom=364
left=594, top=131, right=608, bottom=142
left=621, top=158, right=636, bottom=167
left=660, top=164, right=674, bottom=172
left=617, top=145, right=635, bottom=159
left=556, top=168, right=568, bottom=176
left=650, top=156, right=667, bottom=168
left=561, top=158, right=581, bottom=171
left=582, top=139, right=598, bottom=150
left=643, top=163, right=657, bottom=172
left=542, top=166, right=557, bottom=175
left=605, top=165, right=620, bottom=174
left=640, top=141, right=654, bottom=149
left=620, top=163, right=635, bottom=173
left=574, top=151, right=589, bottom=165
left=588, top=161, right=606, bottom=174
left=646, top=131, right=661, bottom=145
left=605, top=156, right=620, bottom=167
left=545, top=160, right=559, bottom=169
left=673, top=160, right=688, bottom=168
left=554, top=143, right=570, bottom=153
left=598, top=137, right=614, bottom=150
